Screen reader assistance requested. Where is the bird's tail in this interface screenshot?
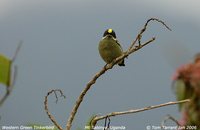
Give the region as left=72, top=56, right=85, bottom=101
left=118, top=59, right=125, bottom=66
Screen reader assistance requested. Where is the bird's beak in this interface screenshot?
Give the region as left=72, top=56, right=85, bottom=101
left=105, top=34, right=112, bottom=38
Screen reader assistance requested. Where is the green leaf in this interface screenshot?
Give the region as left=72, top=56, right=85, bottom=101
left=0, top=54, right=12, bottom=87
left=174, top=79, right=193, bottom=111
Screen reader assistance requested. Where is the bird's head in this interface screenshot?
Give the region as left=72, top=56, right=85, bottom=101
left=103, top=28, right=116, bottom=39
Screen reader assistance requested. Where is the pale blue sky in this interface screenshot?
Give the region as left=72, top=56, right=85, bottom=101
left=0, top=0, right=200, bottom=129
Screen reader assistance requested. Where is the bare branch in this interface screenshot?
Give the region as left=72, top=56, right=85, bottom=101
left=0, top=60, right=18, bottom=106
left=11, top=65, right=18, bottom=89
left=161, top=114, right=180, bottom=130
left=128, top=18, right=171, bottom=51
left=91, top=99, right=190, bottom=128
left=65, top=39, right=155, bottom=130
left=12, top=41, right=23, bottom=63
left=66, top=18, right=171, bottom=130
left=104, top=116, right=111, bottom=130
left=44, top=89, right=65, bottom=130
left=0, top=87, right=12, bottom=107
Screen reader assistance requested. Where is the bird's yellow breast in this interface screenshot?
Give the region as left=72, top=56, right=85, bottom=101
left=98, top=38, right=123, bottom=63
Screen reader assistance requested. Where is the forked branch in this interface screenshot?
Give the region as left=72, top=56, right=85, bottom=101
left=44, top=89, right=66, bottom=130
left=65, top=18, right=171, bottom=130
left=161, top=114, right=180, bottom=129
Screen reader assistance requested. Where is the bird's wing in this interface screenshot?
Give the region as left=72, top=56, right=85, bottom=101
left=115, top=39, right=123, bottom=51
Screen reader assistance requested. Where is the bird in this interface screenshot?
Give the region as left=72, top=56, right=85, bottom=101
left=98, top=29, right=125, bottom=66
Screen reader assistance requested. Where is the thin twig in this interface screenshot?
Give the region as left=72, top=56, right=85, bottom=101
left=0, top=87, right=11, bottom=106
left=11, top=65, right=18, bottom=89
left=66, top=18, right=171, bottom=130
left=128, top=17, right=171, bottom=51
left=44, top=89, right=66, bottom=130
left=0, top=66, right=17, bottom=107
left=12, top=41, right=23, bottom=63
left=104, top=116, right=111, bottom=130
left=161, top=114, right=180, bottom=130
left=91, top=99, right=190, bottom=128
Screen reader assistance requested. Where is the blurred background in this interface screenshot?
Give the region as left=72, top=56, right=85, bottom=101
left=0, top=0, right=199, bottom=129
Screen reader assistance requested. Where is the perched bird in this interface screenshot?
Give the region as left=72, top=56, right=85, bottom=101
left=98, top=29, right=125, bottom=66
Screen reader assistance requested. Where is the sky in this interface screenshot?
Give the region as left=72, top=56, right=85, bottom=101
left=0, top=0, right=200, bottom=130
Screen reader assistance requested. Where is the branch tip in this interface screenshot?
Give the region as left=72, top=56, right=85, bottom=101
left=44, top=89, right=65, bottom=130
left=161, top=114, right=180, bottom=129
left=146, top=18, right=172, bottom=31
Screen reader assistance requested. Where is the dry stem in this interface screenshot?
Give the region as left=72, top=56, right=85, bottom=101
left=91, top=99, right=190, bottom=128
left=44, top=89, right=66, bottom=130
left=65, top=18, right=171, bottom=130
left=161, top=114, right=180, bottom=130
